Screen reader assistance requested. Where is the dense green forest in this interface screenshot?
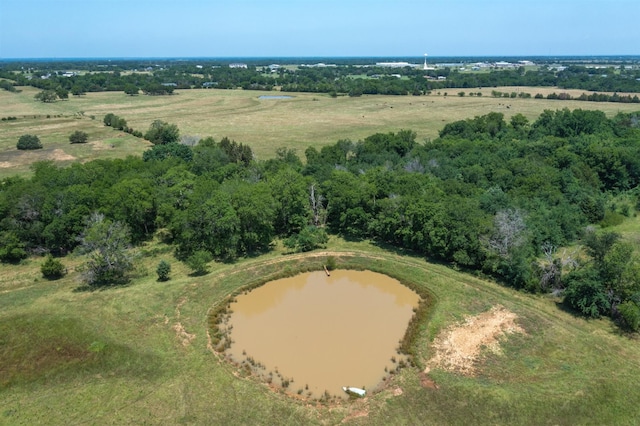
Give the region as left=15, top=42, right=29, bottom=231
left=2, top=108, right=640, bottom=329
left=2, top=59, right=640, bottom=99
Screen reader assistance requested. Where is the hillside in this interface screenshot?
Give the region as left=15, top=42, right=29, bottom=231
left=2, top=242, right=640, bottom=425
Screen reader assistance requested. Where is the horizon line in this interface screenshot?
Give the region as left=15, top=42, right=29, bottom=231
left=2, top=54, right=640, bottom=62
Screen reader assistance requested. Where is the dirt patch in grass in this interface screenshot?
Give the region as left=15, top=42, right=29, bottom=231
left=425, top=305, right=525, bottom=377
left=418, top=372, right=440, bottom=389
left=340, top=403, right=370, bottom=423
left=172, top=297, right=195, bottom=347
left=50, top=149, right=76, bottom=161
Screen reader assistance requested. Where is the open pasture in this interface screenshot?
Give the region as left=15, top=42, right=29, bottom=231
left=1, top=85, right=639, bottom=176
left=2, top=239, right=640, bottom=425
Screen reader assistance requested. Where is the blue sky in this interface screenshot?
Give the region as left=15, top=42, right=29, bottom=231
left=1, top=0, right=638, bottom=58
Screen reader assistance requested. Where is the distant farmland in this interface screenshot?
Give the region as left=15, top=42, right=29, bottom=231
left=1, top=85, right=639, bottom=176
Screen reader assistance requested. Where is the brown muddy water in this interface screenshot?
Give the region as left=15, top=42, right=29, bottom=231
left=223, top=270, right=420, bottom=398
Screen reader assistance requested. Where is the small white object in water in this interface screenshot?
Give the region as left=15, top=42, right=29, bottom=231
left=342, top=386, right=366, bottom=397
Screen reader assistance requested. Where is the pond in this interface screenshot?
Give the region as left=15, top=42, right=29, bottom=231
left=222, top=270, right=420, bottom=399
left=258, top=95, right=293, bottom=99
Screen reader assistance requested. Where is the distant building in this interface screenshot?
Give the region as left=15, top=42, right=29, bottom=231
left=229, top=63, right=248, bottom=69
left=301, top=63, right=336, bottom=68
left=423, top=54, right=435, bottom=70
left=376, top=62, right=412, bottom=68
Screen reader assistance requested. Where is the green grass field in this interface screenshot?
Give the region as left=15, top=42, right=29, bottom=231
left=2, top=86, right=640, bottom=424
left=2, top=237, right=640, bottom=425
left=2, top=85, right=639, bottom=177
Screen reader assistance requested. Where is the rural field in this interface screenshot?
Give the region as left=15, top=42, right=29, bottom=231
left=2, top=85, right=640, bottom=177
left=3, top=85, right=640, bottom=425
left=2, top=236, right=640, bottom=425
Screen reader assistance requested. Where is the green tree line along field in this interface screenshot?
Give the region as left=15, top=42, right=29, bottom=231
left=2, top=108, right=640, bottom=327
left=2, top=59, right=640, bottom=424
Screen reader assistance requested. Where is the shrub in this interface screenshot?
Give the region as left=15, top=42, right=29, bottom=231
left=284, top=226, right=328, bottom=253
left=69, top=130, right=89, bottom=144
left=563, top=269, right=610, bottom=318
left=103, top=113, right=127, bottom=130
left=618, top=301, right=640, bottom=331
left=16, top=134, right=42, bottom=150
left=156, top=260, right=171, bottom=281
left=113, top=117, right=127, bottom=131
left=599, top=211, right=625, bottom=228
left=41, top=255, right=66, bottom=279
left=0, top=232, right=28, bottom=263
left=326, top=256, right=337, bottom=271
left=103, top=113, right=115, bottom=126
left=186, top=250, right=213, bottom=275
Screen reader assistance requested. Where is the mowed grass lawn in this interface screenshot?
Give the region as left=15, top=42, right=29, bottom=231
left=2, top=239, right=640, bottom=425
left=2, top=85, right=640, bottom=177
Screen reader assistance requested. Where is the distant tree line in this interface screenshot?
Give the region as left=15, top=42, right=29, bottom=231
left=1, top=61, right=639, bottom=98
left=2, top=108, right=640, bottom=329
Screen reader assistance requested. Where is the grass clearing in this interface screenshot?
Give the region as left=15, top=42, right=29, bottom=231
left=2, top=86, right=639, bottom=177
left=2, top=238, right=640, bottom=424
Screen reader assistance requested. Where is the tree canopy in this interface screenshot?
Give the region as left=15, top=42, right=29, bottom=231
left=144, top=120, right=180, bottom=145
left=2, top=108, right=640, bottom=328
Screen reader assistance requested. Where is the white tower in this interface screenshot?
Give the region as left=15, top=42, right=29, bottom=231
left=423, top=53, right=428, bottom=70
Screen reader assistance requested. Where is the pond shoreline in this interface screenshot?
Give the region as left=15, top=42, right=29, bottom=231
left=207, top=252, right=435, bottom=404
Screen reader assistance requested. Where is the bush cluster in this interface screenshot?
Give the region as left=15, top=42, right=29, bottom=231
left=69, top=130, right=89, bottom=144
left=16, top=134, right=42, bottom=150
left=103, top=113, right=143, bottom=138
left=156, top=260, right=171, bottom=281
left=41, top=255, right=66, bottom=279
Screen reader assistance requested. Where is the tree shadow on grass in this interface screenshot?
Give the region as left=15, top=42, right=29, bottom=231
left=188, top=270, right=210, bottom=278
left=0, top=313, right=164, bottom=389
left=72, top=280, right=132, bottom=293
left=369, top=238, right=453, bottom=268
left=554, top=299, right=631, bottom=336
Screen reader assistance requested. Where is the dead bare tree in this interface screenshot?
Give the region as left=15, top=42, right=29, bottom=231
left=309, top=183, right=325, bottom=226
left=536, top=241, right=579, bottom=292
left=488, top=208, right=527, bottom=259
left=180, top=135, right=200, bottom=147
